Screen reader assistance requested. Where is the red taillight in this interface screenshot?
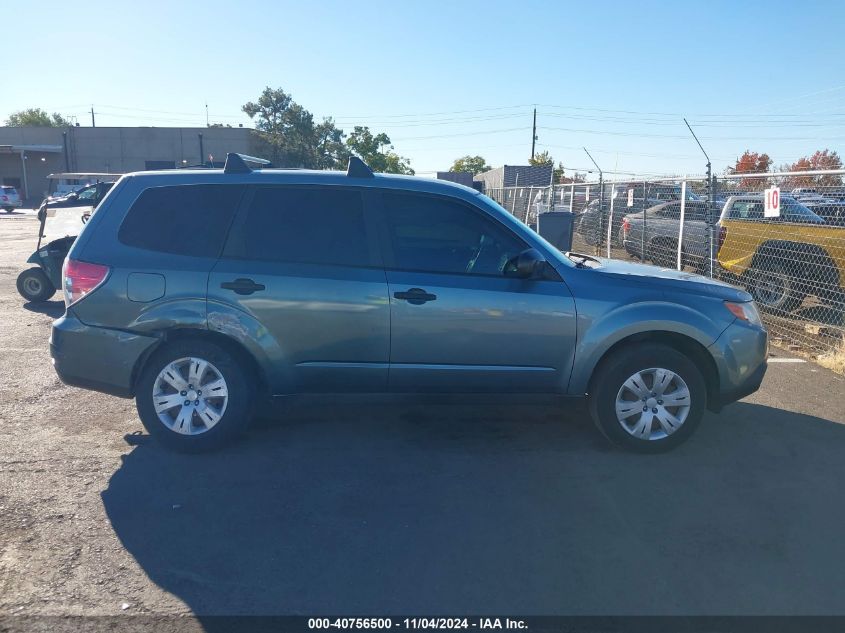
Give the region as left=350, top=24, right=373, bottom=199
left=717, top=226, right=727, bottom=251
left=62, top=259, right=110, bottom=307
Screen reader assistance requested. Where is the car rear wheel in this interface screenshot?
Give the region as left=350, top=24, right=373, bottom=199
left=136, top=340, right=255, bottom=452
left=748, top=260, right=803, bottom=313
left=16, top=267, right=56, bottom=302
left=588, top=343, right=706, bottom=453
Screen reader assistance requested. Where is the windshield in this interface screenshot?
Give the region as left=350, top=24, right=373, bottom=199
left=781, top=198, right=825, bottom=223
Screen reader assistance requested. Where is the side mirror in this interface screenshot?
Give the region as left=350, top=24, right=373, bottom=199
left=511, top=248, right=546, bottom=279
left=67, top=192, right=78, bottom=201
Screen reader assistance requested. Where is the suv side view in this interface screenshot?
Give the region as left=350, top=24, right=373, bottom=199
left=717, top=194, right=844, bottom=312
left=51, top=154, right=768, bottom=453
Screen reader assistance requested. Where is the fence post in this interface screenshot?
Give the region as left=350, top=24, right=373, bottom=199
left=525, top=186, right=534, bottom=224
left=596, top=176, right=604, bottom=257
left=677, top=178, right=687, bottom=270
left=709, top=175, right=717, bottom=278
left=569, top=183, right=574, bottom=213
left=641, top=179, right=648, bottom=263
left=606, top=183, right=616, bottom=258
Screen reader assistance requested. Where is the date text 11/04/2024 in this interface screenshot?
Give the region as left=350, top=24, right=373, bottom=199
left=307, top=618, right=528, bottom=630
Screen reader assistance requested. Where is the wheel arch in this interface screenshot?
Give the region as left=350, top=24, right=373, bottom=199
left=587, top=331, right=720, bottom=412
left=130, top=328, right=269, bottom=399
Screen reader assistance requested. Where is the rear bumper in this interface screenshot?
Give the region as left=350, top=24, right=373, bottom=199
left=50, top=312, right=159, bottom=398
left=708, top=321, right=768, bottom=411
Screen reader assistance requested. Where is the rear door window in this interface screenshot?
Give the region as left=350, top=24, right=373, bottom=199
left=223, top=186, right=374, bottom=267
left=118, top=184, right=244, bottom=257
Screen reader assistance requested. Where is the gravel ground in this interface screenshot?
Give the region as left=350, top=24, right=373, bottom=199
left=1, top=213, right=845, bottom=625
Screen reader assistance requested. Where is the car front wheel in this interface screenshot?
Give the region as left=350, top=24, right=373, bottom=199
left=588, top=343, right=706, bottom=453
left=136, top=340, right=255, bottom=452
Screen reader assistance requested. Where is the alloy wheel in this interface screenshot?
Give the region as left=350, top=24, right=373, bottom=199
left=614, top=367, right=691, bottom=440
left=152, top=356, right=229, bottom=435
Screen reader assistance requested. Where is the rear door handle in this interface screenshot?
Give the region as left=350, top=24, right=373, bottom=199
left=393, top=288, right=437, bottom=305
left=220, top=278, right=265, bottom=295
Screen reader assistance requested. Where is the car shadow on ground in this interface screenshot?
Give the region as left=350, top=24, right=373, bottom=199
left=102, top=400, right=845, bottom=621
left=22, top=300, right=64, bottom=318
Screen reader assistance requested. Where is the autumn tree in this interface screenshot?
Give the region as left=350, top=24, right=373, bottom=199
left=782, top=149, right=843, bottom=188
left=6, top=108, right=70, bottom=127
left=732, top=150, right=772, bottom=189
left=449, top=155, right=490, bottom=175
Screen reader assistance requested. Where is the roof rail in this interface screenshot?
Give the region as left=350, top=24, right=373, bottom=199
left=224, top=153, right=272, bottom=174
left=347, top=156, right=374, bottom=178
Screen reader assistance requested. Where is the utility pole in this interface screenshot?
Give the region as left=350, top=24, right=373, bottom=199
left=205, top=102, right=209, bottom=127
left=531, top=108, right=537, bottom=160
left=684, top=118, right=714, bottom=277
left=90, top=106, right=95, bottom=127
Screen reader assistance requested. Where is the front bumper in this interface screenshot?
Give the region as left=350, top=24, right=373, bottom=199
left=708, top=320, right=768, bottom=411
left=50, top=312, right=159, bottom=398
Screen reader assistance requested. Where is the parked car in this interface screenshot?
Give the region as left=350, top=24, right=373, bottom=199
left=1, top=185, right=22, bottom=212
left=577, top=183, right=700, bottom=247
left=37, top=181, right=115, bottom=221
left=621, top=200, right=712, bottom=270
left=51, top=154, right=768, bottom=454
left=717, top=194, right=844, bottom=312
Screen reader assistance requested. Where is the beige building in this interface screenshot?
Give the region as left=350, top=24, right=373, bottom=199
left=0, top=126, right=258, bottom=202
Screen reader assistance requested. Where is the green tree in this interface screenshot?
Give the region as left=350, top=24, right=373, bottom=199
left=313, top=117, right=351, bottom=170
left=243, top=87, right=320, bottom=167
left=449, top=155, right=491, bottom=175
left=529, top=150, right=554, bottom=167
left=346, top=126, right=414, bottom=175
left=5, top=108, right=70, bottom=127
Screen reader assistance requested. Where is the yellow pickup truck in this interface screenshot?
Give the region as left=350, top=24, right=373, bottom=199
left=717, top=195, right=845, bottom=312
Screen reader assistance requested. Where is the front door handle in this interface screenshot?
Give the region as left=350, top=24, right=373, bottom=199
left=220, top=278, right=265, bottom=295
left=393, top=287, right=437, bottom=305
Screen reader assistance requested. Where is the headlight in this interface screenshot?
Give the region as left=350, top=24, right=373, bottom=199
left=724, top=300, right=762, bottom=327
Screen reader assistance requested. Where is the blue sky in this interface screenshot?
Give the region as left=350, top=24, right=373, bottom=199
left=5, top=0, right=844, bottom=176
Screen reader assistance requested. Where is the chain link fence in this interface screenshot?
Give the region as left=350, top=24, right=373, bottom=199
left=486, top=170, right=845, bottom=372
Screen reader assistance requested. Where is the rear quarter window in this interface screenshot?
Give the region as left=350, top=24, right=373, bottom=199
left=118, top=184, right=244, bottom=257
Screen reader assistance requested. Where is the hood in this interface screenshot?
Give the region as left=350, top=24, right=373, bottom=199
left=587, top=257, right=750, bottom=301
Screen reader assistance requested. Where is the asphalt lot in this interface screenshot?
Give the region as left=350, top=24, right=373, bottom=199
left=1, top=213, right=845, bottom=620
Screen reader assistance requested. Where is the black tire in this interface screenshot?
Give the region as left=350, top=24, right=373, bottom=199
left=4, top=207, right=13, bottom=213
left=136, top=339, right=255, bottom=452
left=748, top=259, right=803, bottom=313
left=588, top=343, right=707, bottom=453
left=648, top=239, right=677, bottom=269
left=16, top=267, right=56, bottom=302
